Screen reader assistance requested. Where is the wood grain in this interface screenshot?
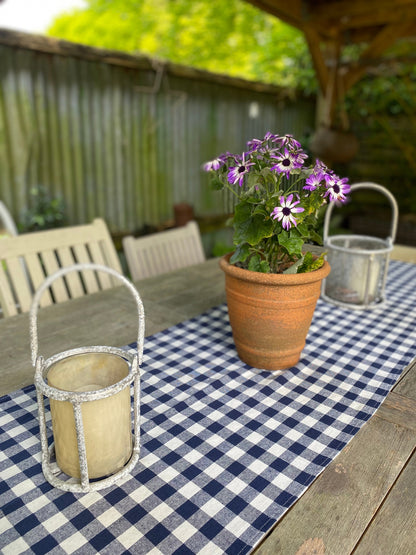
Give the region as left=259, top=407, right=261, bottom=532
left=254, top=404, right=416, bottom=554
left=392, top=359, right=416, bottom=401
left=0, top=258, right=225, bottom=395
left=354, top=451, right=416, bottom=555
left=374, top=391, right=416, bottom=431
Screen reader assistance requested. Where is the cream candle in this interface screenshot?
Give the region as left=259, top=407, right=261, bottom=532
left=47, top=352, right=132, bottom=479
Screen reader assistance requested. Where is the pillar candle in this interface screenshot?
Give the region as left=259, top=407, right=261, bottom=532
left=48, top=353, right=132, bottom=479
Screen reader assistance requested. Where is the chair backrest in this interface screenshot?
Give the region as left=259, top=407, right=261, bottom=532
left=0, top=218, right=122, bottom=318
left=122, top=221, right=206, bottom=281
left=0, top=201, right=18, bottom=236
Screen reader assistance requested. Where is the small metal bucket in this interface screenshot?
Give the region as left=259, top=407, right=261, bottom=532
left=321, top=182, right=398, bottom=310
left=31, top=263, right=145, bottom=493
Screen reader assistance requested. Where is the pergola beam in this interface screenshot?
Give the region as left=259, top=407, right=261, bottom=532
left=242, top=0, right=303, bottom=28
left=309, top=0, right=416, bottom=26
left=344, top=21, right=414, bottom=90
left=303, top=26, right=329, bottom=93
left=244, top=0, right=416, bottom=129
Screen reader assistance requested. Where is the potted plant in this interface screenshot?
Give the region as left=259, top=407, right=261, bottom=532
left=203, top=132, right=350, bottom=370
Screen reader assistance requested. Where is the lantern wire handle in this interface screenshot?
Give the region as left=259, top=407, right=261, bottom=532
left=323, top=182, right=398, bottom=243
left=30, top=263, right=145, bottom=367
left=30, top=263, right=145, bottom=492
left=322, top=182, right=399, bottom=310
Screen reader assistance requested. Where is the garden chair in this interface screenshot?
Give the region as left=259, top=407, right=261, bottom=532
left=122, top=220, right=205, bottom=280
left=0, top=218, right=122, bottom=318
left=0, top=201, right=18, bottom=236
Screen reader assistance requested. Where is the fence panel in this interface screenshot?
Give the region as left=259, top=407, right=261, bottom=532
left=0, top=30, right=315, bottom=235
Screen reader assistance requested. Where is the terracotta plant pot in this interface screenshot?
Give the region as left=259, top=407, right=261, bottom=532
left=219, top=254, right=331, bottom=370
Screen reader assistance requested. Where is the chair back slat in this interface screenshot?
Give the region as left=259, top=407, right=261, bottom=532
left=123, top=221, right=206, bottom=281
left=0, top=263, right=18, bottom=317
left=6, top=257, right=33, bottom=313
left=25, top=253, right=53, bottom=307
left=86, top=240, right=114, bottom=289
left=71, top=243, right=100, bottom=294
left=92, top=219, right=123, bottom=273
left=0, top=219, right=121, bottom=318
left=55, top=246, right=84, bottom=298
left=40, top=250, right=71, bottom=304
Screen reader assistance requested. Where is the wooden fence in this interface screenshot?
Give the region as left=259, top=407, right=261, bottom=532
left=0, top=29, right=315, bottom=244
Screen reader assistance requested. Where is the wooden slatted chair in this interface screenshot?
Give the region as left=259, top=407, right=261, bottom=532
left=122, top=221, right=206, bottom=280
left=0, top=218, right=122, bottom=318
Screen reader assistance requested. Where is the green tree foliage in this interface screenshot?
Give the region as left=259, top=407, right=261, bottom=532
left=47, top=0, right=316, bottom=92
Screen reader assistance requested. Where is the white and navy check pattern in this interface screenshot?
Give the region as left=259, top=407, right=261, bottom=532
left=1, top=260, right=415, bottom=554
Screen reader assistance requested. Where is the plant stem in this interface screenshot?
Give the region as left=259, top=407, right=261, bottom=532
left=223, top=181, right=240, bottom=199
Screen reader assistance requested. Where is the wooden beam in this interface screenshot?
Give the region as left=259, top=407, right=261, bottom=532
left=309, top=0, right=416, bottom=24
left=346, top=25, right=416, bottom=44
left=344, top=21, right=413, bottom=90
left=303, top=26, right=329, bottom=93
left=305, top=1, right=416, bottom=42
left=246, top=0, right=416, bottom=32
left=311, top=37, right=342, bottom=128
left=242, top=0, right=304, bottom=29
left=337, top=9, right=416, bottom=32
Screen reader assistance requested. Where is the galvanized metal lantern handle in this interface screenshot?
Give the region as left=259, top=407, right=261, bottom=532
left=30, top=263, right=145, bottom=367
left=323, top=182, right=399, bottom=242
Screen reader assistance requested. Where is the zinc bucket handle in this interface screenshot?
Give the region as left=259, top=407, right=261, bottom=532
left=323, top=182, right=399, bottom=243
left=30, top=263, right=145, bottom=367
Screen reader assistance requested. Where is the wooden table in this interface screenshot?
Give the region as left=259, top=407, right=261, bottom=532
left=0, top=258, right=415, bottom=554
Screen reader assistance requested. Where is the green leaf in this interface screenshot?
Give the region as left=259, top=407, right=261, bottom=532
left=230, top=243, right=250, bottom=264
left=277, top=231, right=304, bottom=256
left=246, top=171, right=261, bottom=189
left=233, top=202, right=273, bottom=247
left=309, top=229, right=323, bottom=245
left=248, top=254, right=270, bottom=273
left=297, top=252, right=326, bottom=273
left=296, top=222, right=309, bottom=237
left=289, top=226, right=301, bottom=238
left=283, top=256, right=304, bottom=274
left=252, top=203, right=268, bottom=216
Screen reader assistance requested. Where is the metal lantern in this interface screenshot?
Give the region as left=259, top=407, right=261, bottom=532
left=30, top=264, right=145, bottom=493
left=321, top=182, right=398, bottom=310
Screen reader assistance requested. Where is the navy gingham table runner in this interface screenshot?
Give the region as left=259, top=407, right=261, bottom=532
left=1, top=259, right=416, bottom=555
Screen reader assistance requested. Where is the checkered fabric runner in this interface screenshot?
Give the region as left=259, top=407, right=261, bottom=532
left=1, top=260, right=416, bottom=555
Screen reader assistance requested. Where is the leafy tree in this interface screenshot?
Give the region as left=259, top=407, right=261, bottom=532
left=48, top=0, right=416, bottom=109
left=47, top=0, right=316, bottom=92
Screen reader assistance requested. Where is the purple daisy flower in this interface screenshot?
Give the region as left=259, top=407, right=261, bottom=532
left=203, top=157, right=224, bottom=171
left=315, top=159, right=333, bottom=177
left=246, top=138, right=263, bottom=151
left=271, top=194, right=305, bottom=230
left=281, top=134, right=302, bottom=150
left=324, top=175, right=350, bottom=202
left=227, top=154, right=255, bottom=187
left=304, top=171, right=325, bottom=191
left=271, top=148, right=307, bottom=179
left=264, top=131, right=280, bottom=142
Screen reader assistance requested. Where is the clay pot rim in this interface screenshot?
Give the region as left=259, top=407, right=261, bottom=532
left=219, top=252, right=330, bottom=285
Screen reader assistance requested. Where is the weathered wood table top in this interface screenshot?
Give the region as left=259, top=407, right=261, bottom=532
left=0, top=257, right=414, bottom=554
